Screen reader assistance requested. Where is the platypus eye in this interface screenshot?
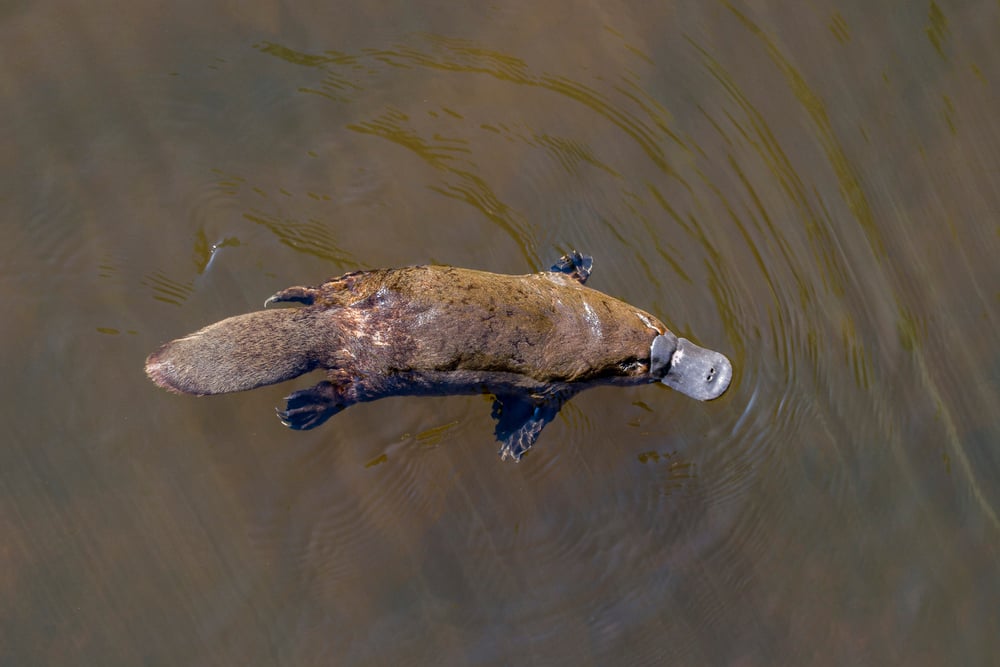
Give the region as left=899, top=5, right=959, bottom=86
left=619, top=360, right=645, bottom=374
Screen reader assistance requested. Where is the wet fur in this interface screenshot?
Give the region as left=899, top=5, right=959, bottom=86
left=145, top=259, right=669, bottom=459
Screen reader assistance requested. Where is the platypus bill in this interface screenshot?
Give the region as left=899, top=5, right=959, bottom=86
left=145, top=252, right=732, bottom=461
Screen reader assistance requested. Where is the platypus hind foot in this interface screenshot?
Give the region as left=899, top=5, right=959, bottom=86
left=278, top=381, right=345, bottom=430
left=264, top=285, right=321, bottom=307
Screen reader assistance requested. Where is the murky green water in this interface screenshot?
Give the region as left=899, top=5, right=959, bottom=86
left=2, top=1, right=998, bottom=665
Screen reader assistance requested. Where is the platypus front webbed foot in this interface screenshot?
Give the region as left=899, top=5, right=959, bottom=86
left=278, top=381, right=345, bottom=430
left=549, top=251, right=593, bottom=284
left=491, top=391, right=574, bottom=461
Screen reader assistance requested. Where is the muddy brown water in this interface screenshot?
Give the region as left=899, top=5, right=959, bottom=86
left=2, top=1, right=998, bottom=665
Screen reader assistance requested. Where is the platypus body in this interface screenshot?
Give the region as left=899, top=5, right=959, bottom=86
left=145, top=252, right=732, bottom=460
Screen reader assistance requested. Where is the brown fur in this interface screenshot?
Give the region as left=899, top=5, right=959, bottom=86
left=143, top=259, right=692, bottom=459
left=145, top=308, right=323, bottom=395
left=145, top=265, right=666, bottom=397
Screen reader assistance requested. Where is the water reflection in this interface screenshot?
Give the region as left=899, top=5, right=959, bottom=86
left=253, top=34, right=710, bottom=271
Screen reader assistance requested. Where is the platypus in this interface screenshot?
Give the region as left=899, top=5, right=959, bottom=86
left=145, top=252, right=732, bottom=461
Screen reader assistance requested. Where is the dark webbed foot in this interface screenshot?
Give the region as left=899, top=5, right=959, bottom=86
left=550, top=251, right=593, bottom=284
left=265, top=286, right=321, bottom=307
left=278, top=381, right=345, bottom=430
left=491, top=391, right=574, bottom=461
left=496, top=411, right=547, bottom=461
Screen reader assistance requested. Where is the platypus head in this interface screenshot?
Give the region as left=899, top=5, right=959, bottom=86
left=649, top=332, right=732, bottom=401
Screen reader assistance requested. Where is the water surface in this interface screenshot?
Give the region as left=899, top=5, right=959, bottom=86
left=1, top=1, right=998, bottom=665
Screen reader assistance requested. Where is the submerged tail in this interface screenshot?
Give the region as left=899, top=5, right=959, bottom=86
left=145, top=308, right=318, bottom=395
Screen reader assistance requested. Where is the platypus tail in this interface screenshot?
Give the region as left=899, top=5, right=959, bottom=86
left=145, top=308, right=318, bottom=395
